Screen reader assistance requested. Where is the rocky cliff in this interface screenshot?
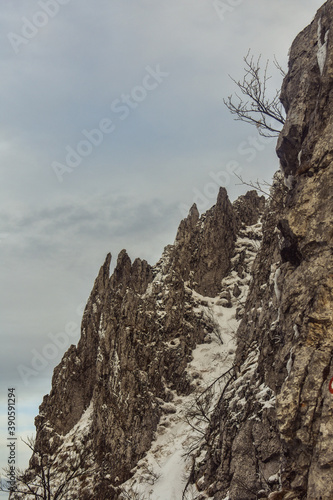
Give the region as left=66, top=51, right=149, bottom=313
left=192, top=1, right=333, bottom=498
left=13, top=1, right=333, bottom=499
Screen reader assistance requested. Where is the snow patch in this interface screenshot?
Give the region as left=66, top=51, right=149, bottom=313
left=96, top=346, right=103, bottom=363
left=284, top=175, right=295, bottom=190
left=270, top=264, right=282, bottom=303
left=255, top=383, right=276, bottom=410
left=297, top=149, right=302, bottom=166
left=317, top=18, right=329, bottom=75
left=110, top=350, right=121, bottom=391
left=98, top=313, right=106, bottom=338
left=268, top=473, right=279, bottom=484
left=293, top=324, right=299, bottom=339
left=65, top=401, right=93, bottom=441
left=273, top=268, right=281, bottom=302
left=286, top=348, right=294, bottom=379
left=14, top=403, right=95, bottom=499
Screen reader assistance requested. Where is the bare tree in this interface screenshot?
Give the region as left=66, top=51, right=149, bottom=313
left=1, top=436, right=96, bottom=500
left=224, top=50, right=285, bottom=137
left=235, top=173, right=272, bottom=198
left=183, top=366, right=235, bottom=456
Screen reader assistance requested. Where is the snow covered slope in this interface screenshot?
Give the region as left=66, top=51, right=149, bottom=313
left=119, top=222, right=262, bottom=500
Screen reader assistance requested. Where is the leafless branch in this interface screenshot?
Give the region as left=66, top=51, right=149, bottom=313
left=1, top=436, right=97, bottom=499
left=235, top=173, right=272, bottom=199
left=273, top=54, right=286, bottom=78
left=224, top=50, right=285, bottom=137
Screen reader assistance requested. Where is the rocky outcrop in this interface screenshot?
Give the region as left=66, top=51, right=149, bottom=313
left=276, top=0, right=333, bottom=179
left=193, top=2, right=333, bottom=499
left=16, top=188, right=264, bottom=499
left=172, top=188, right=236, bottom=297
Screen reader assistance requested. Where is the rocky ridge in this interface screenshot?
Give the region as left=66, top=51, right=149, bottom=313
left=14, top=189, right=264, bottom=500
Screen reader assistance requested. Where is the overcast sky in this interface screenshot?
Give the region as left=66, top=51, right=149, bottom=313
left=0, top=0, right=324, bottom=481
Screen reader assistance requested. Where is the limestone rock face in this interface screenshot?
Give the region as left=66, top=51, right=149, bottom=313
left=193, top=2, right=333, bottom=499
left=277, top=0, right=333, bottom=179
left=173, top=187, right=237, bottom=297
left=233, top=189, right=266, bottom=228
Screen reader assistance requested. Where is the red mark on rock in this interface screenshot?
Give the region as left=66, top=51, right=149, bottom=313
left=329, top=377, right=333, bottom=394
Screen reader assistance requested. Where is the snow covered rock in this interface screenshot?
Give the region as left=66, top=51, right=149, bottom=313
left=19, top=188, right=264, bottom=499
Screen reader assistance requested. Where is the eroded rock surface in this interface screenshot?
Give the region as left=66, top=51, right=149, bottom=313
left=194, top=2, right=333, bottom=499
